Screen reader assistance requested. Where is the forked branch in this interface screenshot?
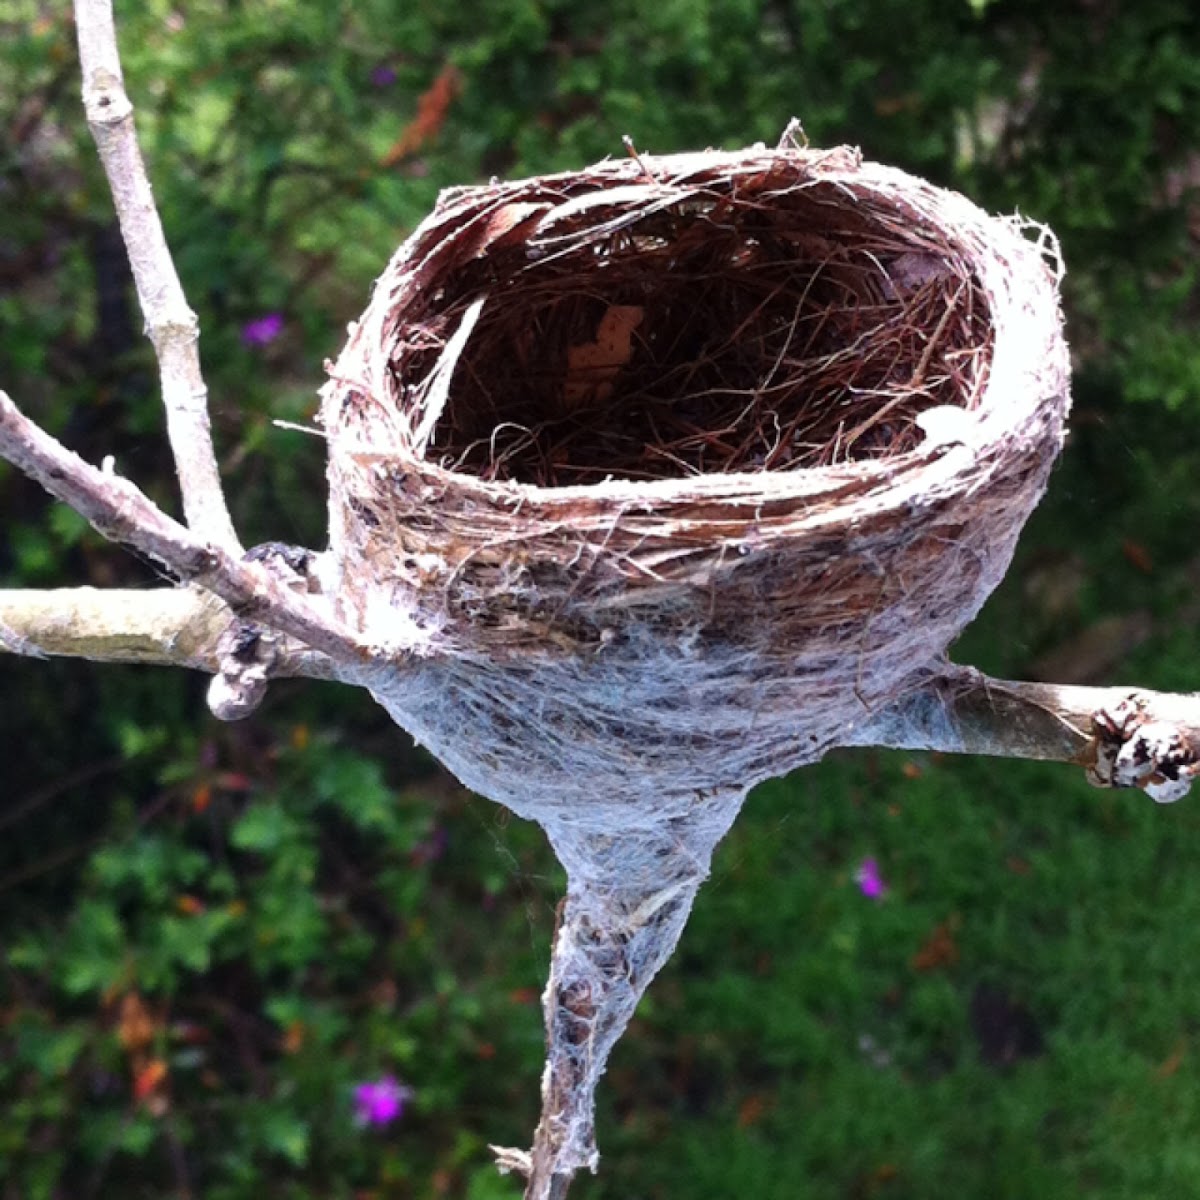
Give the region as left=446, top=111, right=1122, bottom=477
left=0, top=18, right=1195, bottom=1200
left=0, top=587, right=226, bottom=668
left=0, top=390, right=363, bottom=667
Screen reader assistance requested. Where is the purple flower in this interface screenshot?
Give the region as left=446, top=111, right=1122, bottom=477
left=241, top=313, right=284, bottom=347
left=855, top=857, right=887, bottom=900
left=353, top=1075, right=413, bottom=1126
left=371, top=64, right=398, bottom=88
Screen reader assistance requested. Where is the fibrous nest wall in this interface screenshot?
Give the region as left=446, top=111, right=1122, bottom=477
left=320, top=141, right=1068, bottom=816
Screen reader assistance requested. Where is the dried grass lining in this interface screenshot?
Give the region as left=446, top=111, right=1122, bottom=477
left=319, top=143, right=1070, bottom=1189
left=418, top=161, right=992, bottom=486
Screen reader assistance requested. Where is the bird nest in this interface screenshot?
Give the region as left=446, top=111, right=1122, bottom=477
left=319, top=142, right=1069, bottom=815
left=319, top=140, right=1070, bottom=1193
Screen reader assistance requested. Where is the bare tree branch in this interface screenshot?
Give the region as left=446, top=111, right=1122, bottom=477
left=0, top=587, right=338, bottom=680
left=0, top=586, right=222, bottom=668
left=0, top=390, right=365, bottom=667
left=73, top=0, right=239, bottom=551
left=851, top=664, right=1200, bottom=802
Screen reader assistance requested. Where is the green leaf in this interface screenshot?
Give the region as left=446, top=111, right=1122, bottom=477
left=13, top=1017, right=88, bottom=1079
left=47, top=505, right=90, bottom=547
left=61, top=901, right=126, bottom=996
left=232, top=802, right=297, bottom=853
left=466, top=1166, right=523, bottom=1200
left=117, top=1116, right=160, bottom=1157
left=258, top=1110, right=310, bottom=1167
left=312, top=751, right=400, bottom=835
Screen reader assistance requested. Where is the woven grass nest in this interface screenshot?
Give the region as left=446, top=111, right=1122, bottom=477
left=320, top=140, right=1069, bottom=820
left=319, top=141, right=1069, bottom=1188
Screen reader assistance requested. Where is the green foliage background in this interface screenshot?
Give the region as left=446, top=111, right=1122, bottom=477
left=2, top=1, right=1200, bottom=1197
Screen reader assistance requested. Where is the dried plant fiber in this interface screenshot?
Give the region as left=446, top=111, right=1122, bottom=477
left=319, top=140, right=1069, bottom=1185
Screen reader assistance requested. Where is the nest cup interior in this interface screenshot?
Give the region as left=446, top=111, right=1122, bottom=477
left=396, top=176, right=994, bottom=488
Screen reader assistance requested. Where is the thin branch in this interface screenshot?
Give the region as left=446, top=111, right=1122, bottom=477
left=73, top=0, right=239, bottom=550
left=0, top=586, right=221, bottom=668
left=0, top=587, right=338, bottom=679
left=850, top=663, right=1200, bottom=802
left=0, top=389, right=365, bottom=667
